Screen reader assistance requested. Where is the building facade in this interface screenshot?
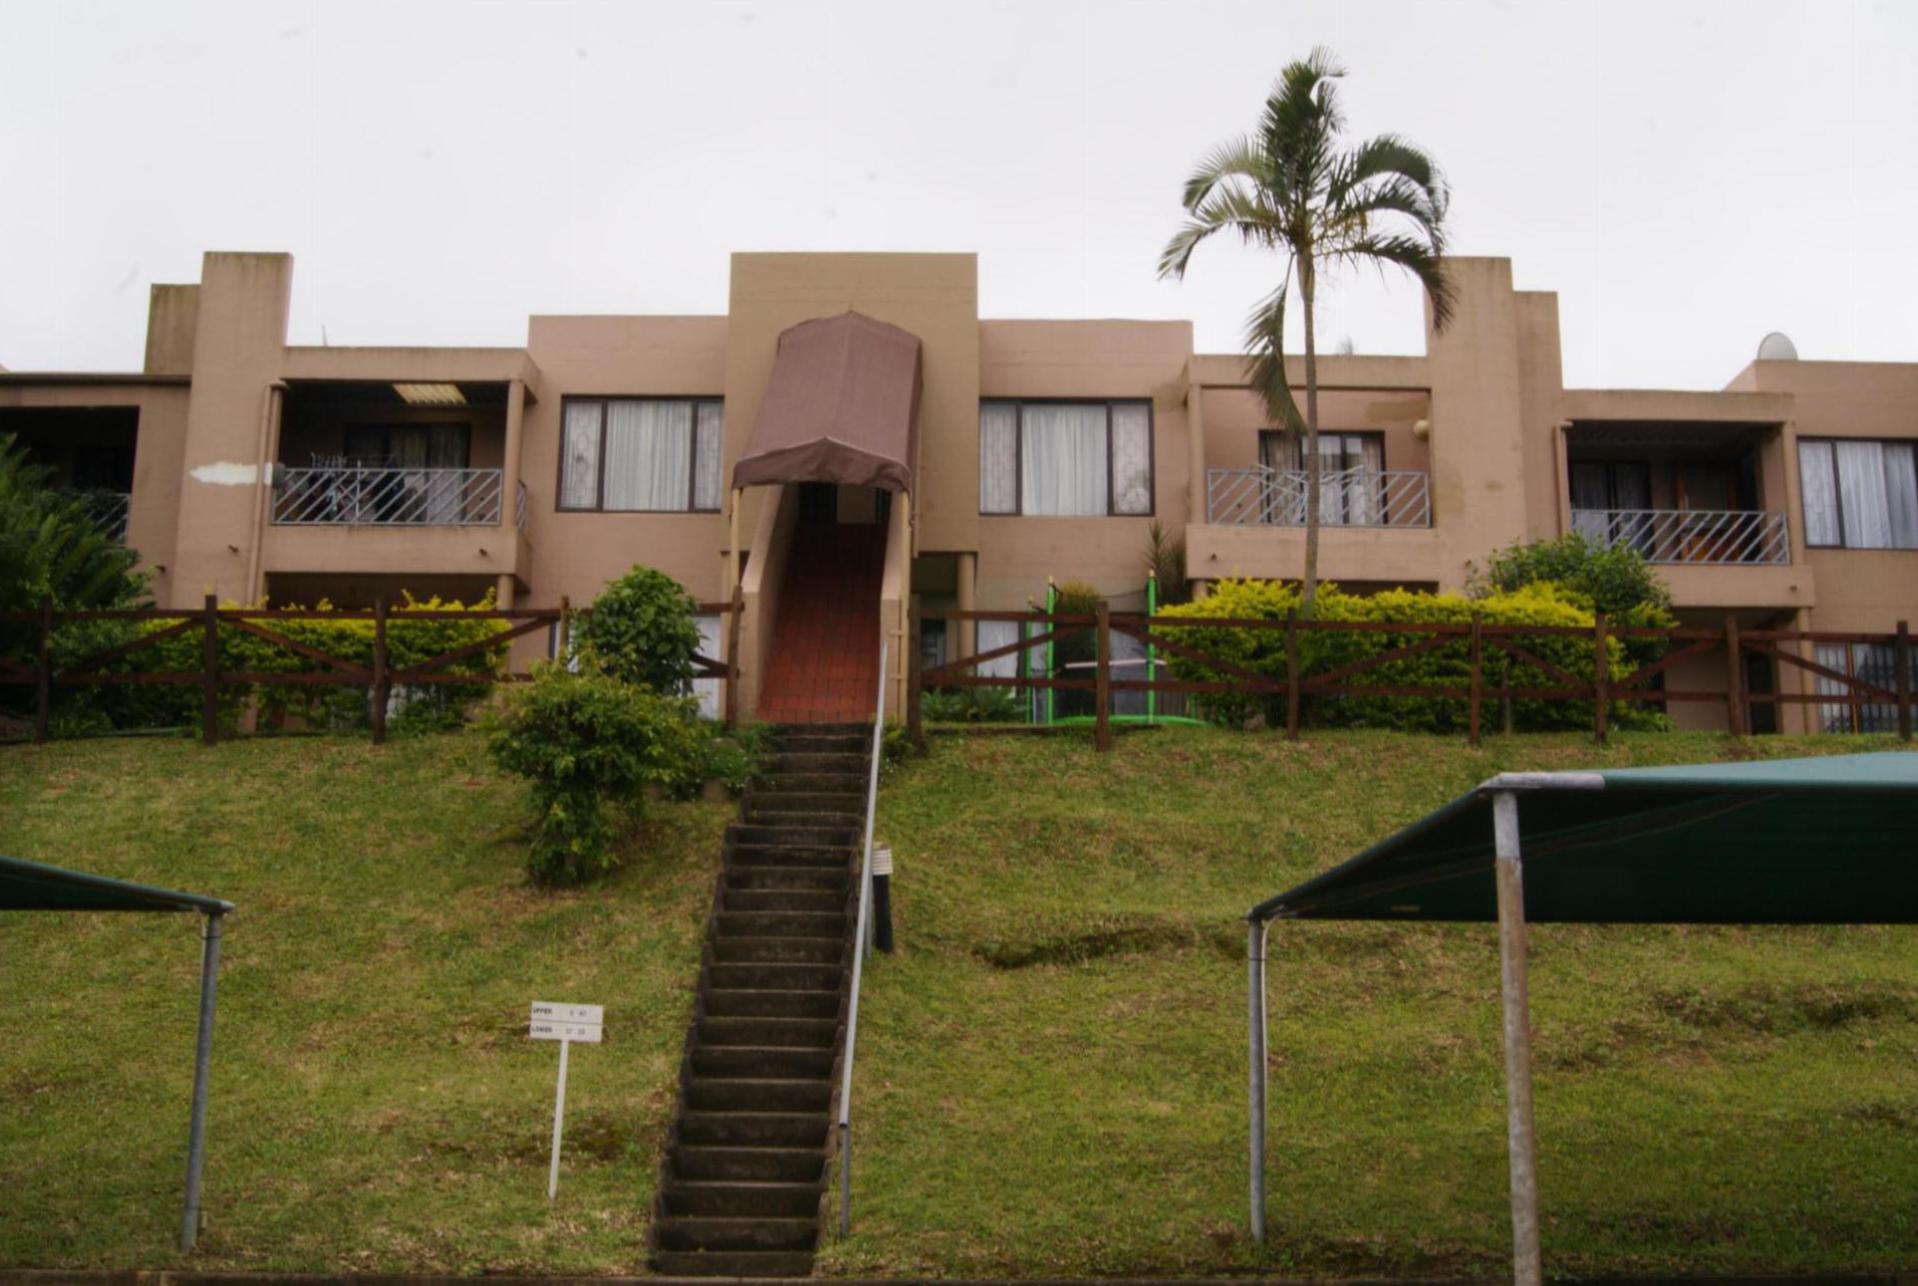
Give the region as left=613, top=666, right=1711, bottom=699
left=3, top=250, right=1914, bottom=731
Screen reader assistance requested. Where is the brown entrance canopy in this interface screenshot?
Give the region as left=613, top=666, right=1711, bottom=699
left=732, top=311, right=923, bottom=493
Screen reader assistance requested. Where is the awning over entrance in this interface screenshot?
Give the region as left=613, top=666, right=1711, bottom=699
left=732, top=311, right=923, bottom=494
left=1250, top=752, right=1918, bottom=926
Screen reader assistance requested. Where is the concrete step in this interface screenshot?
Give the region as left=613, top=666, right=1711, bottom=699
left=670, top=1143, right=824, bottom=1184
left=768, top=720, right=872, bottom=735
left=706, top=960, right=840, bottom=992
left=725, top=865, right=849, bottom=893
left=727, top=841, right=853, bottom=869
left=768, top=751, right=868, bottom=775
left=728, top=822, right=860, bottom=849
left=659, top=1179, right=820, bottom=1219
left=711, top=936, right=845, bottom=965
left=723, top=888, right=845, bottom=914
left=751, top=772, right=868, bottom=794
left=698, top=1014, right=838, bottom=1049
left=703, top=987, right=841, bottom=1020
left=650, top=1248, right=816, bottom=1277
left=656, top=1214, right=818, bottom=1252
left=679, top=1111, right=829, bottom=1149
left=716, top=910, right=847, bottom=939
left=691, top=1044, right=836, bottom=1080
left=768, top=732, right=869, bottom=755
left=684, top=1077, right=833, bottom=1113
left=739, top=808, right=867, bottom=832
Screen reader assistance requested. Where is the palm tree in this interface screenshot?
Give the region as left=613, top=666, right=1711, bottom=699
left=1160, top=47, right=1455, bottom=611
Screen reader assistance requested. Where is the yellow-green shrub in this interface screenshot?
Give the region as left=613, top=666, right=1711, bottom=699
left=1156, top=579, right=1665, bottom=733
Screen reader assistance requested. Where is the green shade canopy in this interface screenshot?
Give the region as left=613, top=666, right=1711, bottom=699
left=0, top=853, right=232, bottom=914
left=1250, top=753, right=1918, bottom=926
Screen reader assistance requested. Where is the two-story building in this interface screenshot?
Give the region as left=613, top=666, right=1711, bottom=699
left=3, top=250, right=1913, bottom=731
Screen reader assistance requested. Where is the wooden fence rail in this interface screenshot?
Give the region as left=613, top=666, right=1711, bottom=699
left=0, top=589, right=743, bottom=746
left=910, top=599, right=1916, bottom=752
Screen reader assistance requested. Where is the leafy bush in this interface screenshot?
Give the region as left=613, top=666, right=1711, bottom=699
left=921, top=685, right=1026, bottom=723
left=45, top=593, right=510, bottom=737
left=1145, top=520, right=1190, bottom=607
left=573, top=566, right=702, bottom=693
left=1157, top=578, right=1665, bottom=733
left=1472, top=532, right=1676, bottom=668
left=487, top=663, right=705, bottom=884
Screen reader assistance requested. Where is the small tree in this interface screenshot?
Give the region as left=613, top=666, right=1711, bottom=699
left=1474, top=532, right=1672, bottom=619
left=488, top=664, right=703, bottom=885
left=573, top=565, right=702, bottom=694
left=0, top=432, right=146, bottom=617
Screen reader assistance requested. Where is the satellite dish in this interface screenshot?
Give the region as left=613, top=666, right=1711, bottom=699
left=1757, top=332, right=1799, bottom=361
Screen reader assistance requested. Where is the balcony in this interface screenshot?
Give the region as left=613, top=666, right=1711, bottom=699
left=272, top=465, right=521, bottom=528
left=1206, top=466, right=1432, bottom=528
left=1570, top=508, right=1789, bottom=566
left=68, top=489, right=131, bottom=543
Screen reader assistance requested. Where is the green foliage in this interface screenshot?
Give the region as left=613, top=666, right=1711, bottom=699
left=0, top=433, right=148, bottom=616
left=487, top=663, right=705, bottom=884
left=1475, top=531, right=1673, bottom=619
left=1050, top=580, right=1104, bottom=718
left=922, top=685, right=1026, bottom=724
left=678, top=720, right=763, bottom=798
left=1157, top=578, right=1666, bottom=733
left=573, top=566, right=702, bottom=694
left=42, top=594, right=510, bottom=738
left=1145, top=520, right=1189, bottom=607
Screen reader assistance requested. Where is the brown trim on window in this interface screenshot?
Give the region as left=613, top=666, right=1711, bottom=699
left=556, top=395, right=725, bottom=515
left=980, top=398, right=1155, bottom=518
left=1798, top=435, right=1918, bottom=550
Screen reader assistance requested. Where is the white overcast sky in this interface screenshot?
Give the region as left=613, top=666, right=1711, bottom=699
left=2, top=0, right=1913, bottom=388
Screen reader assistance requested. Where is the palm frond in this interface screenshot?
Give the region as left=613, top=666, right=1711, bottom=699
left=1242, top=280, right=1305, bottom=433
left=1158, top=184, right=1284, bottom=279
left=1178, top=134, right=1266, bottom=212
left=1323, top=232, right=1457, bottom=330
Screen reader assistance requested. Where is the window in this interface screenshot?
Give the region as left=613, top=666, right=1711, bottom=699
left=1569, top=459, right=1653, bottom=551
left=560, top=398, right=724, bottom=512
left=979, top=400, right=1152, bottom=517
left=692, top=613, right=723, bottom=719
left=1258, top=429, right=1386, bottom=525
left=1798, top=438, right=1918, bottom=549
left=1814, top=641, right=1898, bottom=733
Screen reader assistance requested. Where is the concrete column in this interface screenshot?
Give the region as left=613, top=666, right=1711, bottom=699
left=1187, top=366, right=1208, bottom=527
left=956, top=551, right=978, bottom=660
left=495, top=573, right=516, bottom=610
left=496, top=379, right=526, bottom=610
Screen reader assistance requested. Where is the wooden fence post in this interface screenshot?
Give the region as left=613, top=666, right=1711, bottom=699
left=370, top=597, right=390, bottom=746
left=1468, top=616, right=1483, bottom=748
left=1724, top=614, right=1746, bottom=739
left=907, top=595, right=925, bottom=752
left=1592, top=612, right=1608, bottom=747
left=725, top=586, right=743, bottom=731
left=200, top=594, right=219, bottom=747
left=33, top=596, right=52, bottom=745
left=1284, top=611, right=1301, bottom=741
left=1094, top=600, right=1113, bottom=753
left=1896, top=620, right=1912, bottom=743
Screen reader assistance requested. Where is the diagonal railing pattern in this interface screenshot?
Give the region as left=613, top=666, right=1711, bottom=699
left=1571, top=508, right=1789, bottom=565
left=1207, top=466, right=1431, bottom=528
left=272, top=466, right=505, bottom=526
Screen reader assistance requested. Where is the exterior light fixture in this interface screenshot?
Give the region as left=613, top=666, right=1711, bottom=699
left=1412, top=418, right=1432, bottom=441
left=393, top=382, right=466, bottom=406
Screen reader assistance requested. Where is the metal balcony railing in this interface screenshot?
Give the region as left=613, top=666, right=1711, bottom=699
left=1570, top=508, right=1790, bottom=565
left=1206, top=466, right=1432, bottom=528
left=272, top=466, right=508, bottom=527
left=66, top=489, right=131, bottom=542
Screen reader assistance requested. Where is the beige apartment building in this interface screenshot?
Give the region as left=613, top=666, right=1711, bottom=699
left=3, top=250, right=1915, bottom=731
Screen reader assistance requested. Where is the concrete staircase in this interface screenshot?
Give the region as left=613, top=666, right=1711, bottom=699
left=649, top=722, right=872, bottom=1277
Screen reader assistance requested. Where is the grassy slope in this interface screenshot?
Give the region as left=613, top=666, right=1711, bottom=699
left=832, top=728, right=1918, bottom=1279
left=0, top=735, right=724, bottom=1273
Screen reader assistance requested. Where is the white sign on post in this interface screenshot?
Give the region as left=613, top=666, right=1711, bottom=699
left=530, top=1001, right=603, bottom=1200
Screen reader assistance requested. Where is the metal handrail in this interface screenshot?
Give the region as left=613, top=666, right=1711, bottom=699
left=837, top=639, right=888, bottom=1238
left=272, top=465, right=505, bottom=526
left=1570, top=507, right=1790, bottom=565
left=1206, top=465, right=1432, bottom=528
left=63, top=489, right=132, bottom=542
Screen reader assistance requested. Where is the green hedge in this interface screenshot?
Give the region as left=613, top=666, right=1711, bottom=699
left=44, top=593, right=513, bottom=738
left=1156, top=579, right=1669, bottom=733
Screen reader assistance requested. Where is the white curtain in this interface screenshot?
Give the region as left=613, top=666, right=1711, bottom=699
left=604, top=400, right=694, bottom=510
left=1111, top=404, right=1152, bottom=514
left=1021, top=404, right=1107, bottom=516
left=693, top=403, right=725, bottom=511
left=1797, top=442, right=1838, bottom=545
left=1836, top=440, right=1893, bottom=548
left=561, top=402, right=603, bottom=508
left=1344, top=434, right=1385, bottom=525
left=979, top=402, right=1019, bottom=513
left=1885, top=442, right=1918, bottom=549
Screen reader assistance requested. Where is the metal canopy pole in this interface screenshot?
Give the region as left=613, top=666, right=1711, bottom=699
left=1247, top=917, right=1269, bottom=1241
left=1492, top=791, right=1542, bottom=1286
left=180, top=908, right=224, bottom=1251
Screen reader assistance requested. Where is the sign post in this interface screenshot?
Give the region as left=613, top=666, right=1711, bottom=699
left=529, top=1001, right=602, bottom=1201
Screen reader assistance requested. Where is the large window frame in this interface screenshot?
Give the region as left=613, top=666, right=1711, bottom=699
left=979, top=398, right=1155, bottom=518
left=557, top=396, right=725, bottom=514
left=1797, top=436, right=1918, bottom=550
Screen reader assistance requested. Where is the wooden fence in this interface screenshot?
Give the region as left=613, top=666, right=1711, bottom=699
left=909, top=600, right=1915, bottom=752
left=0, top=591, right=742, bottom=746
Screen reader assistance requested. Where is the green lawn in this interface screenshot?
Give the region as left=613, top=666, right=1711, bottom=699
left=831, top=728, right=1918, bottom=1279
left=0, top=734, right=725, bottom=1273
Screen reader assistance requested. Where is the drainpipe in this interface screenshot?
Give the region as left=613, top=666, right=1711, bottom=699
left=243, top=382, right=285, bottom=604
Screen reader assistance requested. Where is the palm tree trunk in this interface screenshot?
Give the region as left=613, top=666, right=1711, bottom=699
left=1300, top=261, right=1322, bottom=613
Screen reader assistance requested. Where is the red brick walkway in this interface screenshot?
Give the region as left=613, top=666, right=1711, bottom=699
left=756, top=523, right=886, bottom=723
